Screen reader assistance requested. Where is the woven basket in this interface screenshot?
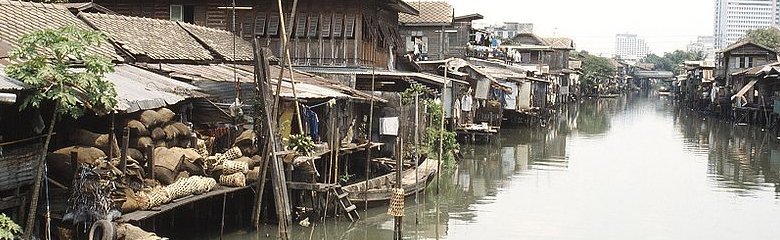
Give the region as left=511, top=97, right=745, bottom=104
left=387, top=188, right=405, bottom=217
left=219, top=173, right=246, bottom=187
left=221, top=160, right=249, bottom=175
left=223, top=147, right=243, bottom=160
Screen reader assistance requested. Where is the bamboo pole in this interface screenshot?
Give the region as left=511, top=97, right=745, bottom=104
left=437, top=61, right=448, bottom=194
left=364, top=66, right=376, bottom=212
left=414, top=93, right=420, bottom=224
left=273, top=0, right=303, bottom=133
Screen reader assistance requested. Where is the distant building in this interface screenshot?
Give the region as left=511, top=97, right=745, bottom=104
left=483, top=22, right=533, bottom=40
left=687, top=36, right=716, bottom=60
left=714, top=0, right=780, bottom=50
left=615, top=34, right=650, bottom=61
left=398, top=1, right=483, bottom=61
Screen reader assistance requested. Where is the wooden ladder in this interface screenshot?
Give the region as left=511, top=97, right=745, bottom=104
left=331, top=185, right=360, bottom=222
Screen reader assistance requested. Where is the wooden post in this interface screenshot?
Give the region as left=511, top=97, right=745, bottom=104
left=69, top=151, right=78, bottom=174
left=108, top=113, right=115, bottom=158
left=394, top=95, right=404, bottom=240
left=146, top=145, right=155, bottom=180
left=120, top=127, right=129, bottom=173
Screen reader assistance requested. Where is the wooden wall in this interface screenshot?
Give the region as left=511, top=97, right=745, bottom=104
left=93, top=0, right=398, bottom=69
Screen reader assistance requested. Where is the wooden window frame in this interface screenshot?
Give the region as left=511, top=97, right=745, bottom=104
left=170, top=5, right=183, bottom=22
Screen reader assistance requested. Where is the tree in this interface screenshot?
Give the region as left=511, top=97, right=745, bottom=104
left=5, top=25, right=117, bottom=239
left=576, top=51, right=616, bottom=93
left=742, top=27, right=780, bottom=50
left=642, top=50, right=705, bottom=72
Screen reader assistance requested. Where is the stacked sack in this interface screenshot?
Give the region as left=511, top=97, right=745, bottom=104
left=127, top=108, right=194, bottom=163
left=135, top=176, right=217, bottom=210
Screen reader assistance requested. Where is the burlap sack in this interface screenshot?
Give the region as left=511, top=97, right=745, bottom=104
left=246, top=167, right=260, bottom=183
left=126, top=120, right=149, bottom=138
left=130, top=137, right=153, bottom=150
left=138, top=110, right=163, bottom=128
left=69, top=128, right=120, bottom=157
left=219, top=172, right=246, bottom=187
left=234, top=130, right=254, bottom=146
left=47, top=146, right=107, bottom=183
left=162, top=124, right=179, bottom=140
left=150, top=127, right=166, bottom=141
left=127, top=148, right=145, bottom=163
left=154, top=141, right=167, bottom=148
left=171, top=122, right=191, bottom=139
left=156, top=108, right=176, bottom=123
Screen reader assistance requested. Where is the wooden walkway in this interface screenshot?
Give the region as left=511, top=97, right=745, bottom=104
left=117, top=185, right=252, bottom=223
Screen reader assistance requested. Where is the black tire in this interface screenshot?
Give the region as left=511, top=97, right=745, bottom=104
left=88, top=220, right=115, bottom=240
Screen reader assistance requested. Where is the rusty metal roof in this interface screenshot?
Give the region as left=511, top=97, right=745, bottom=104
left=79, top=12, right=214, bottom=62
left=0, top=0, right=121, bottom=64
left=106, top=64, right=202, bottom=113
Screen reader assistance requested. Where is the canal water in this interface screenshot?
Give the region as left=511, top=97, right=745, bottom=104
left=224, top=94, right=780, bottom=239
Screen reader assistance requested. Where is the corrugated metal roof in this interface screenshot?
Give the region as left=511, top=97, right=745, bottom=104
left=135, top=63, right=382, bottom=102
left=0, top=65, right=27, bottom=91
left=0, top=0, right=121, bottom=64
left=107, top=64, right=201, bottom=113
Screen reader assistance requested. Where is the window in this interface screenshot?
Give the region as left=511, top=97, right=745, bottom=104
left=307, top=16, right=319, bottom=37
left=170, top=5, right=183, bottom=21
left=295, top=14, right=307, bottom=37
left=738, top=56, right=754, bottom=68
left=344, top=15, right=356, bottom=38
left=321, top=15, right=332, bottom=38
left=333, top=14, right=344, bottom=38
left=170, top=5, right=194, bottom=23
left=267, top=15, right=280, bottom=36
left=255, top=15, right=267, bottom=36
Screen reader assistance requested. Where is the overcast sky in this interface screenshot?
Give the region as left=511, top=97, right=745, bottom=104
left=440, top=0, right=714, bottom=56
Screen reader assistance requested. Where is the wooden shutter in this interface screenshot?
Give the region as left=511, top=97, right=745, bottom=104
left=344, top=15, right=356, bottom=38
left=267, top=15, right=280, bottom=36
left=241, top=16, right=253, bottom=39
left=307, top=16, right=319, bottom=37
left=254, top=14, right=267, bottom=36
left=295, top=14, right=307, bottom=37
left=321, top=14, right=332, bottom=38
left=285, top=13, right=293, bottom=35
left=333, top=14, right=343, bottom=38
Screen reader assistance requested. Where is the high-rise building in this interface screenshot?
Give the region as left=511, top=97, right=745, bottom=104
left=714, top=0, right=779, bottom=50
left=687, top=36, right=716, bottom=60
left=615, top=34, right=650, bottom=61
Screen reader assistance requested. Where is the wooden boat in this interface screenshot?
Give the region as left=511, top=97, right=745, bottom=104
left=342, top=157, right=439, bottom=207
left=598, top=94, right=620, bottom=98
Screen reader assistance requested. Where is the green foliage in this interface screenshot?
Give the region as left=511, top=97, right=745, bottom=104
left=400, top=82, right=430, bottom=105
left=339, top=173, right=355, bottom=184
left=742, top=27, right=780, bottom=50
left=575, top=51, right=616, bottom=87
left=0, top=214, right=21, bottom=240
left=423, top=100, right=459, bottom=168
left=5, top=25, right=117, bottom=118
left=288, top=134, right=316, bottom=156
left=643, top=50, right=705, bottom=72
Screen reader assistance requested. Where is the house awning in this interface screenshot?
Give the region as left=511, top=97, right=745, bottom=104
left=731, top=79, right=759, bottom=101
left=137, top=63, right=384, bottom=103
left=107, top=64, right=202, bottom=113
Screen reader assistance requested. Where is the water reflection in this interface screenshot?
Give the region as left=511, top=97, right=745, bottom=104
left=223, top=95, right=780, bottom=240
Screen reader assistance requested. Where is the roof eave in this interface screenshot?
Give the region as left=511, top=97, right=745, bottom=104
left=385, top=0, right=420, bottom=15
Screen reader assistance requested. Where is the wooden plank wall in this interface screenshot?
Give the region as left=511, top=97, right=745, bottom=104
left=93, top=0, right=396, bottom=69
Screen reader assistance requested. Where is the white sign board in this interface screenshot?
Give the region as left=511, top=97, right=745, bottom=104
left=379, top=117, right=399, bottom=136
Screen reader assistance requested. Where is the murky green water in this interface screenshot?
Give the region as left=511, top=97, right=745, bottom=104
left=225, top=94, right=780, bottom=239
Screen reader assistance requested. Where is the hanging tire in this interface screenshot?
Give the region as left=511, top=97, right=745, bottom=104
left=88, top=220, right=116, bottom=240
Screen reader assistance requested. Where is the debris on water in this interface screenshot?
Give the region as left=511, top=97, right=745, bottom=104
left=299, top=217, right=311, bottom=227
